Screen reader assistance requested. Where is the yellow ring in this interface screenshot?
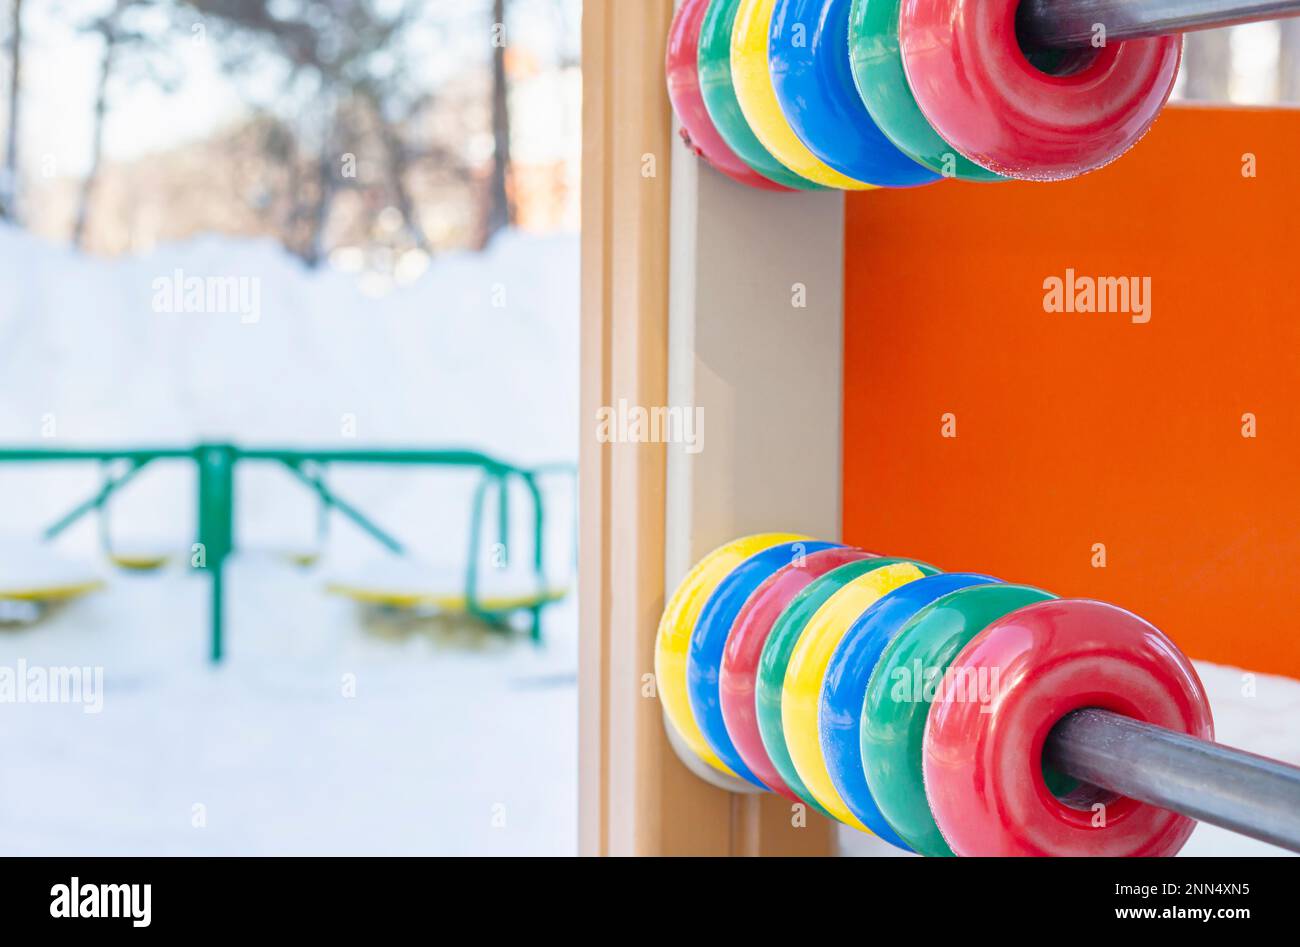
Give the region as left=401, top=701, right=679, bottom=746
left=731, top=0, right=875, bottom=191
left=656, top=533, right=809, bottom=776
left=782, top=562, right=925, bottom=829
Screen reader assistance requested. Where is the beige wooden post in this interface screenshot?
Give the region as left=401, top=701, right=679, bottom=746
left=580, top=0, right=841, bottom=857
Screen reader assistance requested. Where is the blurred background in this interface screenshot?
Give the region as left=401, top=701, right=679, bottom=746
left=1, top=0, right=579, bottom=261
left=0, top=0, right=580, bottom=856
left=1176, top=19, right=1300, bottom=103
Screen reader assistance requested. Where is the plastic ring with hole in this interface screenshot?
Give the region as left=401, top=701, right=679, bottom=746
left=820, top=572, right=1000, bottom=848
left=860, top=583, right=1057, bottom=856
left=898, top=0, right=1183, bottom=181
left=720, top=547, right=880, bottom=802
left=699, top=0, right=826, bottom=190
left=847, top=0, right=1003, bottom=182
left=923, top=599, right=1214, bottom=857
left=769, top=0, right=938, bottom=187
left=783, top=562, right=932, bottom=829
left=656, top=533, right=809, bottom=777
left=756, top=557, right=939, bottom=817
left=668, top=0, right=792, bottom=190
left=688, top=540, right=840, bottom=787
left=732, top=0, right=874, bottom=190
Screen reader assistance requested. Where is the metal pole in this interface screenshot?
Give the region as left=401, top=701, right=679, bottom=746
left=196, top=444, right=237, bottom=664
left=1045, top=708, right=1300, bottom=853
left=1019, top=0, right=1300, bottom=49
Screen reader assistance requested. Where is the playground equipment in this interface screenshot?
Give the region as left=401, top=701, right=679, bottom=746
left=668, top=0, right=1300, bottom=185
left=0, top=444, right=571, bottom=661
left=657, top=537, right=1300, bottom=856
left=0, top=540, right=104, bottom=624
left=584, top=1, right=1300, bottom=856
left=326, top=560, right=569, bottom=614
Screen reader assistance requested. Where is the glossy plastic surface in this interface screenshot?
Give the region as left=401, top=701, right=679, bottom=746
left=861, top=584, right=1057, bottom=856
left=732, top=0, right=873, bottom=189
left=848, top=0, right=1002, bottom=182
left=783, top=562, right=928, bottom=829
left=668, top=0, right=791, bottom=190
left=923, top=599, right=1214, bottom=856
left=820, top=573, right=999, bottom=848
left=755, top=557, right=938, bottom=815
left=699, top=0, right=824, bottom=190
left=655, top=533, right=808, bottom=777
left=688, top=540, right=839, bottom=787
left=720, top=547, right=880, bottom=801
left=898, top=0, right=1183, bottom=181
left=769, top=0, right=937, bottom=187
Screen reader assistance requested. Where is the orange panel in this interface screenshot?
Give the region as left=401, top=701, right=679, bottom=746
left=843, top=105, right=1300, bottom=679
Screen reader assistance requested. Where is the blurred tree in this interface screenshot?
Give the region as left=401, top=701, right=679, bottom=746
left=73, top=0, right=180, bottom=250
left=355, top=80, right=432, bottom=253
left=183, top=0, right=447, bottom=266
left=484, top=0, right=514, bottom=246
left=1183, top=29, right=1233, bottom=101
left=0, top=0, right=21, bottom=221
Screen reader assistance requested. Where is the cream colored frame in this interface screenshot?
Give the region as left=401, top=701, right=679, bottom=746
left=580, top=0, right=844, bottom=856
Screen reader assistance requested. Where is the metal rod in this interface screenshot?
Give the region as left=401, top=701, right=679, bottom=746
left=280, top=461, right=406, bottom=556
left=1019, top=0, right=1300, bottom=50
left=1045, top=708, right=1300, bottom=853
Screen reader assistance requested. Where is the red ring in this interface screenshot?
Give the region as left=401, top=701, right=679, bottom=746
left=898, top=0, right=1182, bottom=181
left=923, top=599, right=1213, bottom=857
left=719, top=546, right=878, bottom=801
left=667, top=0, right=790, bottom=191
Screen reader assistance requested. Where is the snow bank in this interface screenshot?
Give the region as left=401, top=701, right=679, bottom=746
left=0, top=225, right=578, bottom=455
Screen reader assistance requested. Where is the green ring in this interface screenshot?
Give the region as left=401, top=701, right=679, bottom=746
left=847, top=0, right=1004, bottom=182
left=861, top=584, right=1057, bottom=856
left=698, top=0, right=825, bottom=191
left=755, top=556, right=939, bottom=816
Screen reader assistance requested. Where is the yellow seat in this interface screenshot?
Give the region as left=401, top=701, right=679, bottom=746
left=109, top=553, right=172, bottom=572
left=0, top=579, right=106, bottom=602
left=326, top=559, right=568, bottom=613
left=0, top=542, right=107, bottom=604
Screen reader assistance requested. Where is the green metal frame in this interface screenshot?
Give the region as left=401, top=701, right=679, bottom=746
left=0, top=444, right=574, bottom=663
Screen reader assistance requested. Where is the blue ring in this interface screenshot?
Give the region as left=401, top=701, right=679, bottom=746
left=688, top=540, right=839, bottom=789
left=768, top=0, right=940, bottom=188
left=821, top=572, right=1000, bottom=847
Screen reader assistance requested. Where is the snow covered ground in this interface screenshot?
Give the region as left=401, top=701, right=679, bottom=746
left=0, top=562, right=578, bottom=855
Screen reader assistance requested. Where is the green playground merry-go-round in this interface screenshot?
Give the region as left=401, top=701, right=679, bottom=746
left=0, top=443, right=574, bottom=662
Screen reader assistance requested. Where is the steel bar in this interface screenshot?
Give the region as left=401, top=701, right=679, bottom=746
left=280, top=461, right=406, bottom=556
left=1019, top=0, right=1300, bottom=50
left=1046, top=708, right=1300, bottom=853
left=0, top=445, right=517, bottom=474
left=42, top=458, right=151, bottom=541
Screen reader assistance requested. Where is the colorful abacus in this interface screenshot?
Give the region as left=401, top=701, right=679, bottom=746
left=655, top=535, right=1300, bottom=857
left=667, top=0, right=1300, bottom=186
